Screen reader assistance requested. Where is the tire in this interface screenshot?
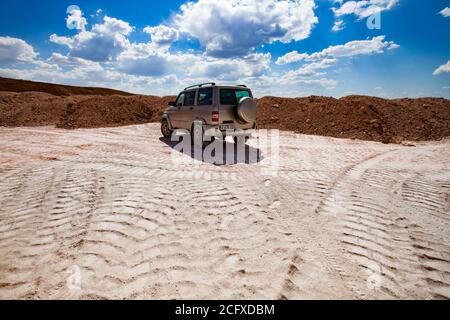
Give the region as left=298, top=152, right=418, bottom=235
left=236, top=97, right=257, bottom=124
left=161, top=119, right=173, bottom=138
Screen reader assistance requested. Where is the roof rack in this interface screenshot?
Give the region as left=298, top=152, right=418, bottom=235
left=236, top=84, right=247, bottom=87
left=184, top=82, right=216, bottom=90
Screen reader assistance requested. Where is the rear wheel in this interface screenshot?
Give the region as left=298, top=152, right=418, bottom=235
left=161, top=119, right=172, bottom=138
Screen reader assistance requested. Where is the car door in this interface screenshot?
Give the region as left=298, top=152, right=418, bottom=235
left=195, top=87, right=214, bottom=125
left=169, top=92, right=185, bottom=128
left=179, top=90, right=197, bottom=129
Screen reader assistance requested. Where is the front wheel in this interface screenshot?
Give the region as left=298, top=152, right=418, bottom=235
left=161, top=119, right=172, bottom=138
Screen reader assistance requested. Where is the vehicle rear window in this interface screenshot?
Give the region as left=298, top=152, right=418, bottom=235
left=197, top=88, right=213, bottom=106
left=220, top=89, right=251, bottom=105
left=184, top=91, right=196, bottom=106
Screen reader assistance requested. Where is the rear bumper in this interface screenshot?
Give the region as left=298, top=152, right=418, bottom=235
left=204, top=124, right=256, bottom=138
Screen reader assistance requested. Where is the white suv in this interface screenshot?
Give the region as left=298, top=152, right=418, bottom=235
left=161, top=83, right=257, bottom=143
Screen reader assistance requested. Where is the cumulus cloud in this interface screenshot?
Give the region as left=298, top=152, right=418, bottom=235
left=115, top=43, right=169, bottom=76
left=51, top=16, right=133, bottom=62
left=49, top=34, right=74, bottom=47
left=0, top=36, right=38, bottom=63
left=275, top=51, right=309, bottom=65
left=438, top=7, right=450, bottom=18
left=66, top=5, right=87, bottom=31
left=144, top=25, right=179, bottom=46
left=173, top=0, right=318, bottom=57
left=333, top=0, right=399, bottom=19
left=190, top=53, right=272, bottom=80
left=115, top=40, right=271, bottom=80
left=433, top=60, right=450, bottom=75
left=0, top=4, right=402, bottom=97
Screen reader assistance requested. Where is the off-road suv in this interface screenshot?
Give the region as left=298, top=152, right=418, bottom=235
left=161, top=83, right=257, bottom=143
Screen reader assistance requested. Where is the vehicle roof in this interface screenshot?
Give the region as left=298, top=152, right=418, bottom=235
left=183, top=85, right=250, bottom=91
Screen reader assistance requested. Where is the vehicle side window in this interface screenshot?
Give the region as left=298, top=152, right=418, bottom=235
left=184, top=91, right=196, bottom=106
left=176, top=93, right=185, bottom=107
left=235, top=90, right=251, bottom=100
left=197, top=88, right=213, bottom=106
left=219, top=89, right=251, bottom=105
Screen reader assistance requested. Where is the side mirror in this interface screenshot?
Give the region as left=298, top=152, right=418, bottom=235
left=168, top=101, right=176, bottom=107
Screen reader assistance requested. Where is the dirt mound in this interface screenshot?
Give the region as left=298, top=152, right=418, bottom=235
left=256, top=95, right=450, bottom=143
left=0, top=76, right=449, bottom=143
left=57, top=95, right=174, bottom=129
left=0, top=92, right=174, bottom=128
left=0, top=77, right=132, bottom=96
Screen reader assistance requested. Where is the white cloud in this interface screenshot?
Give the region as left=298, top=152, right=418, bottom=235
left=288, top=58, right=337, bottom=77
left=281, top=75, right=338, bottom=89
left=66, top=5, right=87, bottom=31
left=144, top=25, right=179, bottom=46
left=115, top=40, right=271, bottom=79
left=115, top=43, right=170, bottom=76
left=333, top=0, right=399, bottom=19
left=438, top=7, right=450, bottom=18
left=275, top=50, right=308, bottom=65
left=173, top=0, right=318, bottom=57
left=276, top=36, right=398, bottom=67
left=433, top=60, right=450, bottom=75
left=274, top=36, right=397, bottom=91
left=47, top=52, right=100, bottom=67
left=306, top=35, right=398, bottom=60
left=51, top=16, right=133, bottom=62
left=93, top=16, right=133, bottom=35
left=49, top=34, right=74, bottom=47
left=0, top=5, right=401, bottom=97
left=0, top=36, right=38, bottom=63
left=332, top=19, right=345, bottom=32
left=387, top=43, right=399, bottom=50
left=189, top=53, right=272, bottom=80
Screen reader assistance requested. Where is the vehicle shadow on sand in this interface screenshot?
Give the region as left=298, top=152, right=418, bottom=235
left=159, top=137, right=264, bottom=165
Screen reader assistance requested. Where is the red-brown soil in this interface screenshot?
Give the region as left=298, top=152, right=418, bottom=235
left=0, top=77, right=132, bottom=96
left=0, top=77, right=449, bottom=143
left=256, top=95, right=450, bottom=143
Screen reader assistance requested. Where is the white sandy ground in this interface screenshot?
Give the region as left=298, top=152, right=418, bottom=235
left=0, top=123, right=449, bottom=299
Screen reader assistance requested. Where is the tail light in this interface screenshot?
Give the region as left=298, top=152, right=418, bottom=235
left=212, top=111, right=219, bottom=124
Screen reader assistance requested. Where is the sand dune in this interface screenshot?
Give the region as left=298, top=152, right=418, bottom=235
left=0, top=123, right=449, bottom=299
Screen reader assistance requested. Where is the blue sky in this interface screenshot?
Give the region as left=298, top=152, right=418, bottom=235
left=0, top=0, right=449, bottom=97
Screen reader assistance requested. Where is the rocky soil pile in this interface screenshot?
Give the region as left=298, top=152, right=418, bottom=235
left=1, top=77, right=449, bottom=143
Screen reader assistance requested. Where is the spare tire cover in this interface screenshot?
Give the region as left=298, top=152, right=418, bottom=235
left=237, top=97, right=257, bottom=123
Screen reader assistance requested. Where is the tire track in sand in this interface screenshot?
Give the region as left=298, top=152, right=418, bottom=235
left=0, top=124, right=449, bottom=299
